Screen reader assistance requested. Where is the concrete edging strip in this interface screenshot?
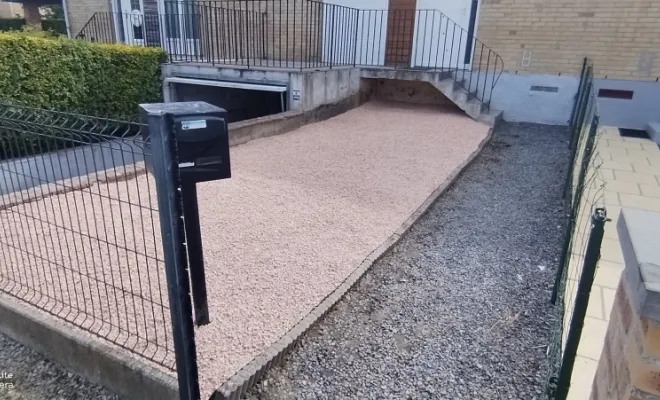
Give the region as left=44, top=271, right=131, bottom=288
left=0, top=292, right=179, bottom=400
left=212, top=126, right=495, bottom=400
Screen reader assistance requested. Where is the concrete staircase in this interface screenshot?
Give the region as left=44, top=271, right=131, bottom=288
left=361, top=68, right=503, bottom=126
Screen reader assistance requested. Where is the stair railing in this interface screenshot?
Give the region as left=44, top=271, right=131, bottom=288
left=75, top=2, right=504, bottom=109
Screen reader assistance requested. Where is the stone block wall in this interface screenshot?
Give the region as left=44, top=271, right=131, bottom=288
left=591, top=208, right=660, bottom=400
left=68, top=0, right=112, bottom=38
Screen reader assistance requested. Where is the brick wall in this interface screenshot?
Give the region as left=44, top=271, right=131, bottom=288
left=68, top=0, right=112, bottom=37
left=0, top=2, right=23, bottom=18
left=477, top=0, right=660, bottom=80
left=196, top=0, right=324, bottom=63
left=590, top=210, right=660, bottom=400
left=591, top=277, right=660, bottom=399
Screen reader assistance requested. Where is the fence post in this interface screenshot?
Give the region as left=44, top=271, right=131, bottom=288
left=233, top=9, right=239, bottom=61
left=353, top=9, right=360, bottom=67
left=554, top=207, right=607, bottom=400
left=329, top=5, right=335, bottom=69
left=561, top=78, right=593, bottom=201
left=568, top=57, right=588, bottom=129
left=245, top=2, right=250, bottom=68
left=570, top=75, right=592, bottom=151
left=552, top=114, right=600, bottom=305
left=262, top=12, right=267, bottom=60
left=140, top=105, right=201, bottom=400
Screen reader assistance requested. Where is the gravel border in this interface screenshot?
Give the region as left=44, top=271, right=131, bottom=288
left=0, top=331, right=118, bottom=400
left=213, top=123, right=494, bottom=400
left=0, top=102, right=490, bottom=399
left=247, top=121, right=570, bottom=400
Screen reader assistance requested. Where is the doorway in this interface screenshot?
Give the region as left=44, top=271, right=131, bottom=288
left=119, top=0, right=146, bottom=45
left=415, top=0, right=474, bottom=69
left=158, top=0, right=201, bottom=57
left=386, top=0, right=476, bottom=69
left=385, top=0, right=417, bottom=66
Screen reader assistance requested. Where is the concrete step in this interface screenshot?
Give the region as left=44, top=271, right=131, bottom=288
left=432, top=78, right=501, bottom=125
left=478, top=108, right=504, bottom=127
left=648, top=122, right=660, bottom=145
left=359, top=69, right=501, bottom=126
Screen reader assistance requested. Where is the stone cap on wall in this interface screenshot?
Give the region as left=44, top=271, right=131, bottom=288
left=618, top=208, right=660, bottom=321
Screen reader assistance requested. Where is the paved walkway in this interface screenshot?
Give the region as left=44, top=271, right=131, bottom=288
left=568, top=126, right=660, bottom=400
left=247, top=122, right=570, bottom=399
left=0, top=139, right=142, bottom=195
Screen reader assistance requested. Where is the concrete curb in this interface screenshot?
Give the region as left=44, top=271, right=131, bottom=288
left=212, top=125, right=495, bottom=400
left=0, top=93, right=369, bottom=211
left=0, top=162, right=146, bottom=211
left=0, top=291, right=179, bottom=400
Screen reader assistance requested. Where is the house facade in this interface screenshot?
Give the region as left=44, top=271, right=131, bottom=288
left=0, top=1, right=24, bottom=18
left=59, top=0, right=659, bottom=127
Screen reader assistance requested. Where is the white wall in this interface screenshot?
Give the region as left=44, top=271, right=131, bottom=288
left=322, top=0, right=388, bottom=66
left=490, top=73, right=580, bottom=125
left=323, top=0, right=474, bottom=68
left=594, top=79, right=660, bottom=130
left=412, top=0, right=471, bottom=68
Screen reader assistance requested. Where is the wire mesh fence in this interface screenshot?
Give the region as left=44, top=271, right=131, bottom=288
left=546, top=58, right=608, bottom=400
left=0, top=102, right=175, bottom=370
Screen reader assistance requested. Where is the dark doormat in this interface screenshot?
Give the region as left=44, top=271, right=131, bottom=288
left=618, top=128, right=650, bottom=139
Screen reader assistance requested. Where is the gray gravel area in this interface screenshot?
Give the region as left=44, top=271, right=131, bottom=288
left=0, top=332, right=118, bottom=400
left=247, top=122, right=570, bottom=400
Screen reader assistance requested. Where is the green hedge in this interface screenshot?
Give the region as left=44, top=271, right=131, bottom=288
left=0, top=32, right=167, bottom=121
left=41, top=20, right=67, bottom=35
left=0, top=18, right=67, bottom=35
left=0, top=18, right=26, bottom=32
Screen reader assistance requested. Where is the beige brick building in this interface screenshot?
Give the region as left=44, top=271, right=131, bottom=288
left=476, top=0, right=660, bottom=81
left=65, top=0, right=660, bottom=80
left=57, top=0, right=659, bottom=126
left=0, top=1, right=23, bottom=18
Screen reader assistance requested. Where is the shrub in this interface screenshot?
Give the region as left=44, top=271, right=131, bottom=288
left=0, top=32, right=167, bottom=121
left=0, top=18, right=67, bottom=36
left=0, top=18, right=25, bottom=32
left=41, top=20, right=67, bottom=35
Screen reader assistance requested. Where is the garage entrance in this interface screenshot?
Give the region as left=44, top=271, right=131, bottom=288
left=166, top=78, right=287, bottom=123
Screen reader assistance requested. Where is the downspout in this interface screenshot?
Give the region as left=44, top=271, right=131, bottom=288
left=61, top=0, right=72, bottom=37
left=463, top=0, right=479, bottom=65
left=110, top=0, right=122, bottom=42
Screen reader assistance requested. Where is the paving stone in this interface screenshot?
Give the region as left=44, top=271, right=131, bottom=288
left=619, top=193, right=660, bottom=212
left=613, top=170, right=658, bottom=185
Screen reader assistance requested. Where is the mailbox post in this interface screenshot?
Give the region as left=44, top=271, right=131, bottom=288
left=170, top=103, right=231, bottom=326
left=140, top=101, right=231, bottom=400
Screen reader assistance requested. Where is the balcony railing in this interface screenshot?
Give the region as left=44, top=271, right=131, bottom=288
left=77, top=0, right=503, bottom=109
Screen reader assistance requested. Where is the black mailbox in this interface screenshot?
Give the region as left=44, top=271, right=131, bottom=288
left=140, top=101, right=232, bottom=328
left=141, top=101, right=230, bottom=182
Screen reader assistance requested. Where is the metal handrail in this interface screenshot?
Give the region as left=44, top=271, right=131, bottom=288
left=76, top=1, right=505, bottom=108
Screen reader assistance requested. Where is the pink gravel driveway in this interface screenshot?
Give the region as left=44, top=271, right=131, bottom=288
left=0, top=101, right=489, bottom=398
